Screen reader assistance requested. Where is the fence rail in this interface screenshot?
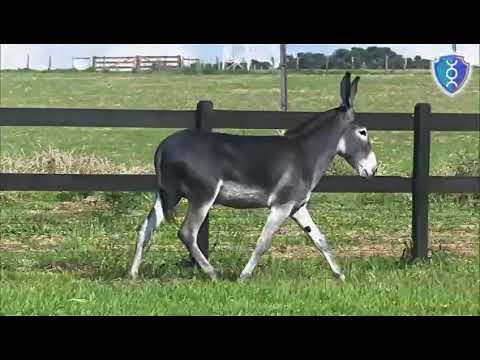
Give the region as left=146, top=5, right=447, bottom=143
left=0, top=108, right=478, bottom=131
left=1, top=174, right=478, bottom=193
left=1, top=103, right=479, bottom=261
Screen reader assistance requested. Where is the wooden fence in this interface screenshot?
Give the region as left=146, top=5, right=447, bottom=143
left=92, top=56, right=200, bottom=72
left=0, top=103, right=479, bottom=260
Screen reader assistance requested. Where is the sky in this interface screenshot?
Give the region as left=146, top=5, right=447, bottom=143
left=1, top=44, right=479, bottom=70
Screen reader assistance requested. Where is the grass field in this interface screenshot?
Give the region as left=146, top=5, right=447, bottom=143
left=0, top=70, right=479, bottom=315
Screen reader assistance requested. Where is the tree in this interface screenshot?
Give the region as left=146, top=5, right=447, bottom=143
left=298, top=52, right=317, bottom=69
left=286, top=55, right=297, bottom=69
left=290, top=47, right=430, bottom=70
left=389, top=54, right=405, bottom=69
left=350, top=47, right=367, bottom=68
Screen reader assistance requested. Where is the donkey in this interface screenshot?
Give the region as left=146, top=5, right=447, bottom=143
left=129, top=72, right=378, bottom=282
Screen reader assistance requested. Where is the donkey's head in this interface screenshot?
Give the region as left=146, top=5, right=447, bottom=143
left=336, top=72, right=378, bottom=178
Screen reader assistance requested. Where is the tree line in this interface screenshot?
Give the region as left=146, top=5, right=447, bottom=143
left=218, top=46, right=432, bottom=70
left=288, top=47, right=431, bottom=70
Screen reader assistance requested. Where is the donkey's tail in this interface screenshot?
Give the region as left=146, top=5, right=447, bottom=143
left=158, top=189, right=176, bottom=223
left=154, top=146, right=177, bottom=223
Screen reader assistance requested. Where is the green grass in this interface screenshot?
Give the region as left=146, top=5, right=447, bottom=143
left=1, top=69, right=478, bottom=111
left=0, top=70, right=478, bottom=315
left=1, top=254, right=478, bottom=316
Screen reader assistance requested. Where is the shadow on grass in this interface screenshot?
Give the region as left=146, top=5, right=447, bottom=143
left=135, top=255, right=252, bottom=282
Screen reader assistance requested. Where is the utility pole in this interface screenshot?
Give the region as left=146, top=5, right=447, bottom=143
left=279, top=44, right=288, bottom=135
left=280, top=44, right=287, bottom=112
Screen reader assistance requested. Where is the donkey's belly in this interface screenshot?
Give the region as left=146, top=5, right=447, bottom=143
left=215, top=181, right=269, bottom=209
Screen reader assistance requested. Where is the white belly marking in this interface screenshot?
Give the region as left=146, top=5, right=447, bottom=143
left=216, top=181, right=268, bottom=208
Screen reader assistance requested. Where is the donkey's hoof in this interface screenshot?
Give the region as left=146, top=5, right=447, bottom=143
left=129, top=272, right=138, bottom=281
left=238, top=273, right=251, bottom=282
left=335, top=273, right=346, bottom=282
left=209, top=273, right=218, bottom=282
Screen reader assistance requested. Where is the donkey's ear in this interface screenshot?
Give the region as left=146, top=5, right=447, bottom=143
left=340, top=72, right=351, bottom=108
left=350, top=76, right=360, bottom=107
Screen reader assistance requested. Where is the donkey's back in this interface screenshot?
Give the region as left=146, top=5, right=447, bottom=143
left=157, top=129, right=296, bottom=170
left=157, top=129, right=301, bottom=188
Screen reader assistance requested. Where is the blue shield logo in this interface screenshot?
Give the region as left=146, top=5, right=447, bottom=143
left=432, top=55, right=471, bottom=96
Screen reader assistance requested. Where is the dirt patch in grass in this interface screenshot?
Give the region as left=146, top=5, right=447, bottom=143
left=431, top=228, right=478, bottom=244
left=0, top=235, right=65, bottom=252
left=29, top=234, right=65, bottom=249
left=271, top=242, right=478, bottom=259
left=432, top=243, right=479, bottom=256
left=0, top=240, right=30, bottom=252
left=270, top=243, right=408, bottom=258
left=270, top=227, right=478, bottom=258
left=53, top=195, right=111, bottom=215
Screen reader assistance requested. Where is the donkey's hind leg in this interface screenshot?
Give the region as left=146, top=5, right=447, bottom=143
left=178, top=180, right=223, bottom=281
left=291, top=205, right=345, bottom=281
left=178, top=198, right=218, bottom=280
left=130, top=192, right=165, bottom=280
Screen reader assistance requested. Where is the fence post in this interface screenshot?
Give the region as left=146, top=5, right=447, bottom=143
left=134, top=56, right=141, bottom=72
left=92, top=56, right=96, bottom=71
left=280, top=44, right=288, bottom=112
left=411, top=103, right=431, bottom=260
left=194, top=100, right=214, bottom=260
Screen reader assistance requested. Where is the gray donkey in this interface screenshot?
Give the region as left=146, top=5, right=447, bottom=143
left=130, top=72, right=378, bottom=281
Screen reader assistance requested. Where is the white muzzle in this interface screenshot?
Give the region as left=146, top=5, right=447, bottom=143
left=358, top=151, right=378, bottom=178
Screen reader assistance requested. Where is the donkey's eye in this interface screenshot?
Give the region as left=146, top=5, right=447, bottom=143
left=359, top=130, right=367, bottom=137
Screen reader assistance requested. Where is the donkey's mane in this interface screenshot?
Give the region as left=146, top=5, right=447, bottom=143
left=284, top=108, right=341, bottom=138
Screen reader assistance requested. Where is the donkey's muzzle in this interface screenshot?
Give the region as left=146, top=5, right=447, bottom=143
left=358, top=152, right=378, bottom=179
left=360, top=165, right=378, bottom=178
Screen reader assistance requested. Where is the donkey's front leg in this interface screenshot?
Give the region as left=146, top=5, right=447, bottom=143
left=239, top=203, right=294, bottom=281
left=291, top=205, right=345, bottom=281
